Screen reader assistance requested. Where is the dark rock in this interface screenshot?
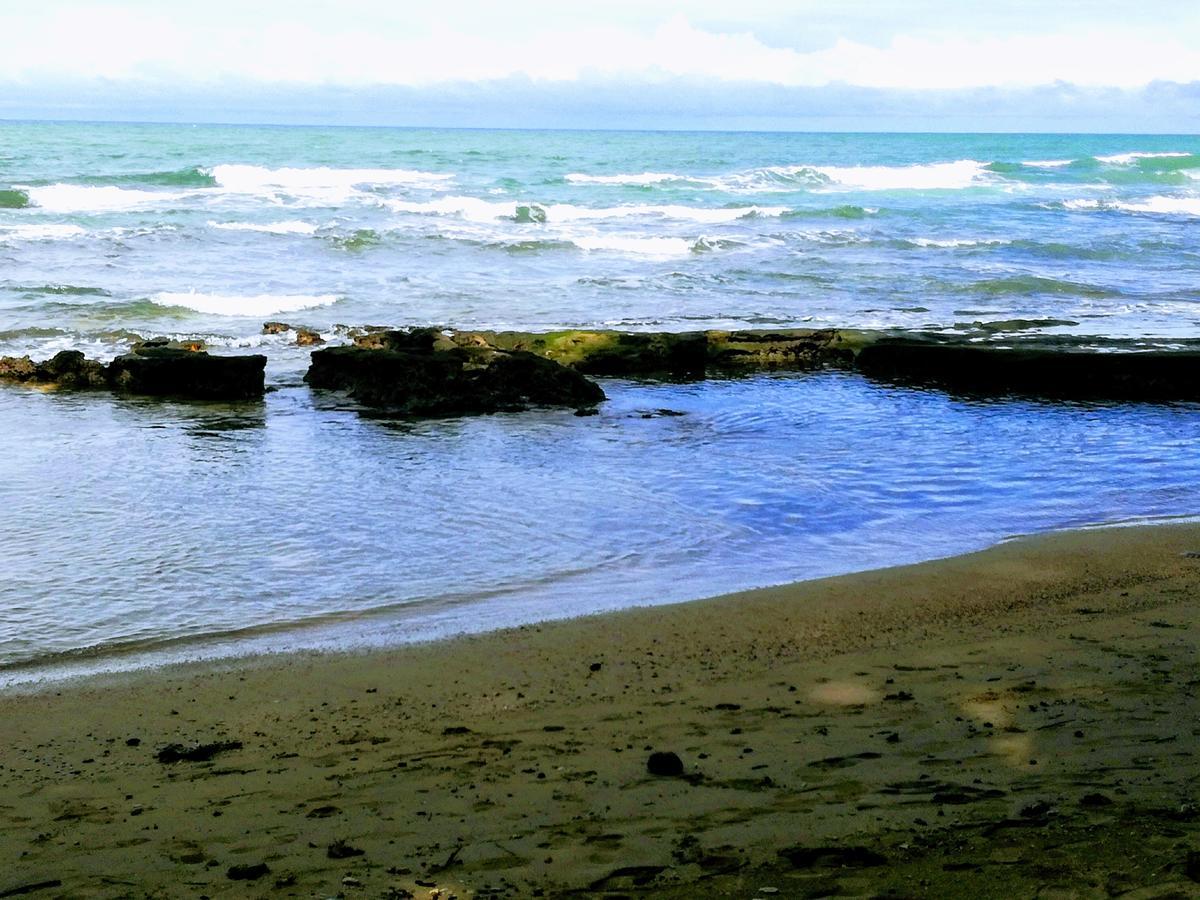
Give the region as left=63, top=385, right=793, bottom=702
left=327, top=839, right=365, bottom=859
left=226, top=863, right=269, bottom=881
left=39, top=351, right=107, bottom=388
left=305, top=330, right=604, bottom=415
left=353, top=327, right=446, bottom=352
left=1079, top=792, right=1113, bottom=809
left=295, top=327, right=324, bottom=346
left=262, top=321, right=291, bottom=334
left=108, top=343, right=265, bottom=400
left=647, top=751, right=684, bottom=777
left=856, top=338, right=1200, bottom=401
left=156, top=740, right=243, bottom=764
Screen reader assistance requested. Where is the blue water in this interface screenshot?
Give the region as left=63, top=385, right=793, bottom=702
left=1, top=124, right=1199, bottom=680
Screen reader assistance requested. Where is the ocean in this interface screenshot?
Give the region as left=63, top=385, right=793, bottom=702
left=2, top=122, right=1199, bottom=682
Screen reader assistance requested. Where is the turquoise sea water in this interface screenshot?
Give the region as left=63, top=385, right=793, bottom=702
left=2, top=123, right=1199, bottom=681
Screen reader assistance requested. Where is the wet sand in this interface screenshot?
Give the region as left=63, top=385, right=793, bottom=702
left=2, top=523, right=1199, bottom=898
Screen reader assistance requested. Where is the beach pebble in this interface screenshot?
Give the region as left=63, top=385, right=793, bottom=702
left=226, top=862, right=270, bottom=881
left=647, top=751, right=684, bottom=777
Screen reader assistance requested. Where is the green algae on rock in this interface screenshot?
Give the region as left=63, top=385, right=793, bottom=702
left=305, top=328, right=605, bottom=415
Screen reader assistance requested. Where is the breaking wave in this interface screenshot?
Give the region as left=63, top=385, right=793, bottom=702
left=18, top=184, right=191, bottom=213
left=209, top=220, right=319, bottom=235
left=0, top=189, right=30, bottom=208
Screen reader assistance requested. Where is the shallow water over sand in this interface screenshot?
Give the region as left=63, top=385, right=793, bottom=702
left=2, top=371, right=1198, bottom=680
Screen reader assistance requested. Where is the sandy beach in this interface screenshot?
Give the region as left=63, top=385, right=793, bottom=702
left=2, top=522, right=1199, bottom=898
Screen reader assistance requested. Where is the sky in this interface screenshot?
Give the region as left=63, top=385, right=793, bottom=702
left=3, top=0, right=1199, bottom=131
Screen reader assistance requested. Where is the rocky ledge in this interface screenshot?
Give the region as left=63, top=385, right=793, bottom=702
left=325, top=326, right=1200, bottom=403
left=854, top=337, right=1200, bottom=401
left=305, top=328, right=605, bottom=415
left=0, top=339, right=266, bottom=401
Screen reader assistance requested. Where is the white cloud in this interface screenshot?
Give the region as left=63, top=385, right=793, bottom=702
left=4, top=7, right=1199, bottom=89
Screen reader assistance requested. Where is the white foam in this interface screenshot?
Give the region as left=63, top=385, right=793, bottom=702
left=813, top=160, right=991, bottom=191
left=384, top=195, right=518, bottom=222
left=571, top=235, right=695, bottom=257
left=713, top=160, right=993, bottom=193
left=549, top=203, right=787, bottom=223
left=564, top=172, right=692, bottom=186
left=1114, top=196, right=1200, bottom=216
left=911, top=237, right=1009, bottom=248
left=19, top=184, right=191, bottom=213
left=1095, top=151, right=1193, bottom=165
left=1060, top=196, right=1200, bottom=216
left=1023, top=159, right=1074, bottom=168
left=151, top=291, right=339, bottom=317
left=207, top=164, right=452, bottom=204
left=0, top=223, right=88, bottom=241
left=208, top=220, right=319, bottom=235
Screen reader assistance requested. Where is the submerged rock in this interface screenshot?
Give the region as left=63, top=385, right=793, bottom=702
left=306, top=328, right=605, bottom=415
left=108, top=340, right=266, bottom=400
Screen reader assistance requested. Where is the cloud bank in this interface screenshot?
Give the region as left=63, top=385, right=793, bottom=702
left=4, top=77, right=1198, bottom=133
left=3, top=4, right=1199, bottom=130
left=6, top=8, right=1200, bottom=89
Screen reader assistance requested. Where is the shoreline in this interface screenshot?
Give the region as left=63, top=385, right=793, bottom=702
left=3, top=522, right=1200, bottom=896
left=4, top=512, right=1195, bottom=693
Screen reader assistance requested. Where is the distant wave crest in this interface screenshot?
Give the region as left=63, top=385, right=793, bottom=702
left=151, top=291, right=340, bottom=317
left=1061, top=196, right=1200, bottom=216
left=383, top=195, right=787, bottom=224
left=206, top=164, right=453, bottom=200
left=564, top=172, right=694, bottom=186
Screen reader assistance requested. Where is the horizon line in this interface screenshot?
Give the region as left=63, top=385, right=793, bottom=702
left=3, top=117, right=1199, bottom=137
